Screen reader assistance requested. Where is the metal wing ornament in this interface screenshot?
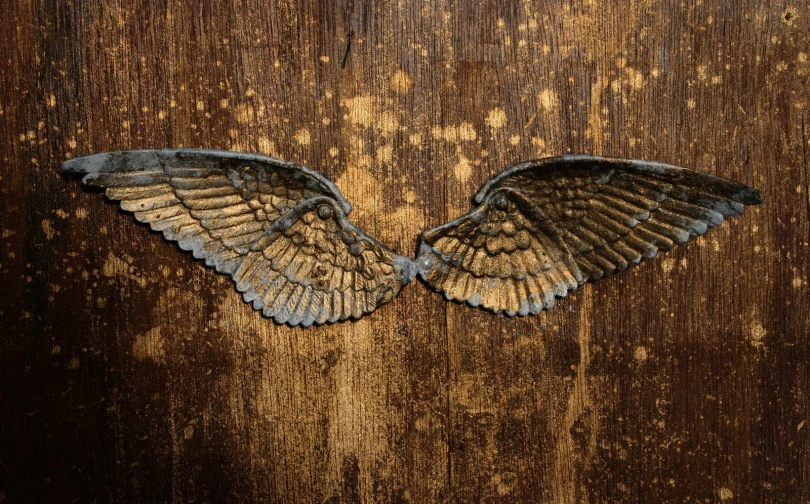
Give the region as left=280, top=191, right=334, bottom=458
left=65, top=150, right=762, bottom=325
left=416, top=155, right=763, bottom=316
left=63, top=149, right=416, bottom=326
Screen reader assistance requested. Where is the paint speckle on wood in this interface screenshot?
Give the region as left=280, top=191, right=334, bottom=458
left=132, top=327, right=166, bottom=365
left=390, top=70, right=413, bottom=95
left=293, top=128, right=311, bottom=145
left=341, top=95, right=375, bottom=128
left=485, top=107, right=507, bottom=130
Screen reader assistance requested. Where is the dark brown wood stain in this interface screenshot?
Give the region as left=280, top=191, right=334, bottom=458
left=0, top=1, right=807, bottom=502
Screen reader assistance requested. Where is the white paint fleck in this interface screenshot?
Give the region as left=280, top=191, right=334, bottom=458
left=257, top=136, right=275, bottom=155
left=432, top=125, right=455, bottom=142
left=132, top=327, right=166, bottom=364
left=183, top=424, right=195, bottom=440
left=457, top=122, right=477, bottom=141
left=377, top=111, right=399, bottom=135
left=102, top=252, right=147, bottom=288
left=376, top=144, right=393, bottom=164
left=294, top=128, right=311, bottom=145
left=626, top=68, right=644, bottom=89
left=485, top=108, right=507, bottom=130
left=41, top=219, right=54, bottom=240
left=493, top=472, right=517, bottom=496
left=538, top=89, right=559, bottom=111
left=453, top=154, right=473, bottom=183
left=341, top=95, right=374, bottom=127
left=391, top=70, right=413, bottom=94
left=235, top=103, right=254, bottom=123
left=749, top=322, right=767, bottom=347
left=530, top=137, right=546, bottom=155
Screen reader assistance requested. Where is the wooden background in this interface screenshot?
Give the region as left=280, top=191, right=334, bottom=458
left=1, top=1, right=808, bottom=502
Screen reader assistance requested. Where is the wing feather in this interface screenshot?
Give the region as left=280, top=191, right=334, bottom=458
left=134, top=205, right=187, bottom=222
left=117, top=191, right=181, bottom=210
left=260, top=275, right=289, bottom=311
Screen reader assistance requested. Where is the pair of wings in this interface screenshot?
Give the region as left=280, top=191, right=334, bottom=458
left=63, top=149, right=762, bottom=326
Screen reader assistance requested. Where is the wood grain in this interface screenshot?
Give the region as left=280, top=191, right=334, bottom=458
left=1, top=1, right=807, bottom=502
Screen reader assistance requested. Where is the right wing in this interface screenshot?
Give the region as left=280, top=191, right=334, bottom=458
left=416, top=155, right=763, bottom=316
left=64, top=149, right=415, bottom=326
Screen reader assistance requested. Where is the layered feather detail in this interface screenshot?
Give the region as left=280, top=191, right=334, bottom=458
left=417, top=156, right=763, bottom=315
left=64, top=149, right=413, bottom=326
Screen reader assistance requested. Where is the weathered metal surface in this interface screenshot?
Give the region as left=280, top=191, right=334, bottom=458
left=1, top=1, right=808, bottom=503
left=418, top=155, right=763, bottom=315
left=64, top=149, right=416, bottom=326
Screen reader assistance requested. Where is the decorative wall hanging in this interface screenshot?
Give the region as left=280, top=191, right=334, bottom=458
left=64, top=149, right=762, bottom=326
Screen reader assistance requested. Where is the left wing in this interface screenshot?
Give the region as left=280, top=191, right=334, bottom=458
left=64, top=149, right=415, bottom=326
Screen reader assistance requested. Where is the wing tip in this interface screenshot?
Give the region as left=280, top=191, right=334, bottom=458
left=62, top=153, right=111, bottom=175
left=738, top=186, right=764, bottom=206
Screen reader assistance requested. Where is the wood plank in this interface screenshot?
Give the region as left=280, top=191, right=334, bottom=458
left=0, top=0, right=807, bottom=502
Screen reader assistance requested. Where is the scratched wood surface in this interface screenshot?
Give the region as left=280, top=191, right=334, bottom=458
left=1, top=1, right=808, bottom=502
